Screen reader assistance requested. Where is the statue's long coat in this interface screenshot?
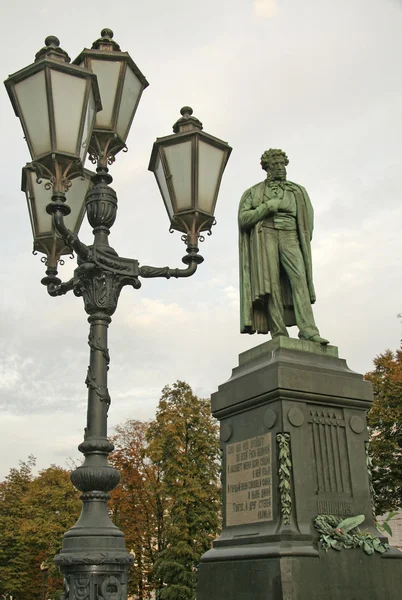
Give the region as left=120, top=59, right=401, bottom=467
left=239, top=180, right=316, bottom=334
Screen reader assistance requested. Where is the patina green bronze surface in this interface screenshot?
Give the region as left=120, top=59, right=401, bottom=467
left=239, top=149, right=328, bottom=344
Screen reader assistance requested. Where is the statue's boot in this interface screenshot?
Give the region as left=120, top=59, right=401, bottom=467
left=308, top=334, right=329, bottom=345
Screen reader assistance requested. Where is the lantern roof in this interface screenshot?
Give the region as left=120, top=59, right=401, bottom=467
left=5, top=37, right=102, bottom=118
left=73, top=28, right=149, bottom=91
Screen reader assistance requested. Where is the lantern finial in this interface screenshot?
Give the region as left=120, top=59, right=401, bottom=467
left=91, top=28, right=121, bottom=52
left=173, top=107, right=203, bottom=134
left=100, top=28, right=114, bottom=39
left=35, top=36, right=70, bottom=63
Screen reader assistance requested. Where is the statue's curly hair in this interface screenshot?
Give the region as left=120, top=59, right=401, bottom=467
left=260, top=149, right=289, bottom=172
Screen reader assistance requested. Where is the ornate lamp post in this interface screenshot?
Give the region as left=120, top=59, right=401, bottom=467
left=4, top=30, right=231, bottom=600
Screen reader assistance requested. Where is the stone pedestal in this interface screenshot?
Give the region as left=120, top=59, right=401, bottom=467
left=197, top=338, right=402, bottom=600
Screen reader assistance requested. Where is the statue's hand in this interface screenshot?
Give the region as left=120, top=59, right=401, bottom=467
left=265, top=198, right=280, bottom=213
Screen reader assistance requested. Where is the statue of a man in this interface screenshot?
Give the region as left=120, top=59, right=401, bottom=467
left=238, top=149, right=328, bottom=344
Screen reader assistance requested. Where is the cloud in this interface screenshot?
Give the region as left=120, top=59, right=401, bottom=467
left=123, top=297, right=188, bottom=328
left=253, top=0, right=279, bottom=19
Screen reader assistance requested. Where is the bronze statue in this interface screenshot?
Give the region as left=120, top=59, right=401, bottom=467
left=238, top=149, right=328, bottom=344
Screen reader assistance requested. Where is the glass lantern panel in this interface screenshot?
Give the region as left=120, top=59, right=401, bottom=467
left=51, top=69, right=86, bottom=155
left=164, top=141, right=192, bottom=212
left=89, top=59, right=121, bottom=128
left=198, top=140, right=225, bottom=213
left=27, top=171, right=90, bottom=239
left=154, top=153, right=174, bottom=219
left=80, top=87, right=96, bottom=162
left=14, top=70, right=51, bottom=158
left=28, top=178, right=53, bottom=237
left=116, top=65, right=143, bottom=141
left=65, top=173, right=92, bottom=233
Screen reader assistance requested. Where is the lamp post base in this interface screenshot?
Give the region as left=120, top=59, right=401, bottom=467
left=58, top=563, right=131, bottom=600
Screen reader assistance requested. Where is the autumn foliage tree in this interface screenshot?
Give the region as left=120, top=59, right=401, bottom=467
left=109, top=381, right=220, bottom=600
left=0, top=381, right=220, bottom=600
left=0, top=457, right=81, bottom=600
left=147, top=381, right=220, bottom=600
left=366, top=343, right=402, bottom=515
left=109, top=420, right=164, bottom=599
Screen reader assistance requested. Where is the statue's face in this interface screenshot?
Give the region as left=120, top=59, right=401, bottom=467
left=268, top=157, right=287, bottom=181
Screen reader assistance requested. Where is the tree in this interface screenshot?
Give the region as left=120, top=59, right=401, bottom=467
left=146, top=381, right=220, bottom=600
left=366, top=343, right=402, bottom=515
left=0, top=456, right=36, bottom=599
left=109, top=420, right=164, bottom=599
left=0, top=458, right=81, bottom=600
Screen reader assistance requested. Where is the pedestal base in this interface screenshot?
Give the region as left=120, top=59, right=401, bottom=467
left=198, top=549, right=402, bottom=600
left=197, top=337, right=402, bottom=599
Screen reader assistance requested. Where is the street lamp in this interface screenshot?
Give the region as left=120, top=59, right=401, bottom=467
left=4, top=30, right=231, bottom=600
left=149, top=106, right=231, bottom=248
left=5, top=35, right=101, bottom=189
left=73, top=28, right=149, bottom=167
left=21, top=165, right=93, bottom=285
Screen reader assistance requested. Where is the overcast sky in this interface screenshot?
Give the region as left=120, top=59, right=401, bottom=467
left=0, top=0, right=401, bottom=479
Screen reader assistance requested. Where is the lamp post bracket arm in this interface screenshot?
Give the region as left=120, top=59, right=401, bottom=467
left=92, top=248, right=139, bottom=278
left=139, top=258, right=200, bottom=279
left=52, top=210, right=90, bottom=261
left=47, top=278, right=74, bottom=297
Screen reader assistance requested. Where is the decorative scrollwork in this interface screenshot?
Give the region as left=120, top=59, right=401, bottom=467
left=55, top=551, right=134, bottom=567
left=73, top=577, right=90, bottom=600
left=88, top=134, right=125, bottom=168
left=88, top=331, right=110, bottom=365
left=365, top=442, right=376, bottom=518
left=99, top=575, right=123, bottom=600
left=277, top=433, right=292, bottom=525
left=85, top=366, right=111, bottom=408
left=39, top=254, right=65, bottom=268
left=28, top=159, right=83, bottom=194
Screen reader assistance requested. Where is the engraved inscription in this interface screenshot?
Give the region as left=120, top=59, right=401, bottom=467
left=226, top=433, right=273, bottom=526
left=317, top=500, right=352, bottom=516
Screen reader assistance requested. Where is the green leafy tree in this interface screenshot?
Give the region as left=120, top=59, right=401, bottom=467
left=146, top=381, right=220, bottom=600
left=366, top=343, right=402, bottom=515
left=0, top=458, right=81, bottom=600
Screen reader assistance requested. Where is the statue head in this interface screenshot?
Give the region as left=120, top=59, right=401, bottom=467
left=260, top=149, right=289, bottom=181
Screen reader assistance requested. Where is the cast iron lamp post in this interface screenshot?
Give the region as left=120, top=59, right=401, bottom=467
left=5, top=29, right=231, bottom=600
